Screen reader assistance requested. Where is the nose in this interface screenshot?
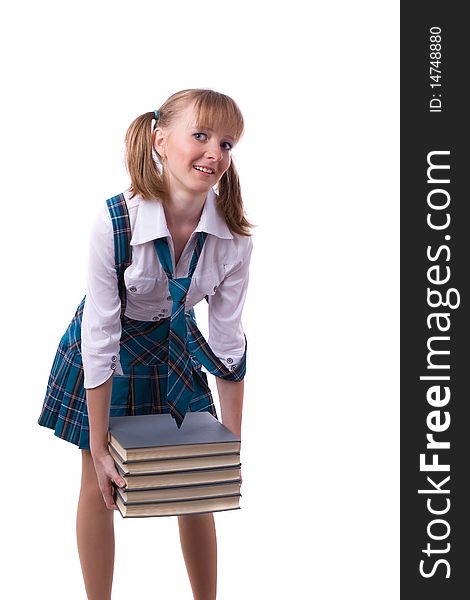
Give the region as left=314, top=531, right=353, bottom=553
left=204, top=140, right=223, bottom=162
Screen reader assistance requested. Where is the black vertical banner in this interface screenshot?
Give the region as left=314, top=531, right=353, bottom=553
left=401, top=3, right=468, bottom=598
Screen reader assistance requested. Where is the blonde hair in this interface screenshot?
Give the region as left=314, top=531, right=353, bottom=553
left=125, top=88, right=252, bottom=236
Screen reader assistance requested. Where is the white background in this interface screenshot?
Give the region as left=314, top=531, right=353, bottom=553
left=0, top=1, right=399, bottom=598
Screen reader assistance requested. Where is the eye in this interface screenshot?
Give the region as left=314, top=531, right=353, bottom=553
left=193, top=132, right=233, bottom=151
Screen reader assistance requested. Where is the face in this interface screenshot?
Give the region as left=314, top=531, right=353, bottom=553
left=153, top=102, right=236, bottom=199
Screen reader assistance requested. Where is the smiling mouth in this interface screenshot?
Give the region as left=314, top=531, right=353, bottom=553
left=193, top=165, right=215, bottom=175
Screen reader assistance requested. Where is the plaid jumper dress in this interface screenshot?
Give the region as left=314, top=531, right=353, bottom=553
left=38, top=193, right=247, bottom=449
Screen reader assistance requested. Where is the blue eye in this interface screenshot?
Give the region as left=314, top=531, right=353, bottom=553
left=193, top=132, right=233, bottom=151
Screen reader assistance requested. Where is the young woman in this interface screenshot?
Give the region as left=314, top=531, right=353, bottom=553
left=38, top=88, right=253, bottom=600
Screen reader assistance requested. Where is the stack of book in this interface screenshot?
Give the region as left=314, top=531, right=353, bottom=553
left=107, top=412, right=242, bottom=518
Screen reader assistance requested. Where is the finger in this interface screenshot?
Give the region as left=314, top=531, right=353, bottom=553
left=102, top=486, right=118, bottom=510
left=112, top=474, right=126, bottom=488
left=105, top=463, right=126, bottom=489
left=98, top=476, right=118, bottom=509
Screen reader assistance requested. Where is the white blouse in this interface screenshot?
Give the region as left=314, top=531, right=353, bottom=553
left=81, top=188, right=253, bottom=389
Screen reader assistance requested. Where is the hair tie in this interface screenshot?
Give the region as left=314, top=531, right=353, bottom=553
left=152, top=109, right=159, bottom=132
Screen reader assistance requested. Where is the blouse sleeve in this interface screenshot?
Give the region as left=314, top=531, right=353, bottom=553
left=81, top=203, right=124, bottom=388
left=207, top=235, right=253, bottom=370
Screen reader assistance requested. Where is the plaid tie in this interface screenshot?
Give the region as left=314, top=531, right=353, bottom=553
left=154, top=232, right=208, bottom=427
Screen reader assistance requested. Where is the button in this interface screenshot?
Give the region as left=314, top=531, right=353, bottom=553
left=227, top=357, right=233, bottom=364
left=111, top=355, right=117, bottom=362
left=152, top=316, right=159, bottom=321
left=230, top=365, right=236, bottom=371
left=161, top=308, right=168, bottom=313
left=167, top=296, right=172, bottom=301
left=111, top=363, right=116, bottom=370
left=158, top=313, right=165, bottom=317
left=129, top=286, right=137, bottom=292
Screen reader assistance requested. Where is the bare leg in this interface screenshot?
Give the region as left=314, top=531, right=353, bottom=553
left=76, top=449, right=115, bottom=600
left=177, top=513, right=217, bottom=600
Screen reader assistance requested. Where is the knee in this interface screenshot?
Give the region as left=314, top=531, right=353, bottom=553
left=178, top=513, right=215, bottom=528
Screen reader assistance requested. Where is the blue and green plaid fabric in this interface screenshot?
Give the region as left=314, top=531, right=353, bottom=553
left=107, top=194, right=133, bottom=316
left=38, top=192, right=247, bottom=447
left=38, top=193, right=133, bottom=447
left=154, top=235, right=246, bottom=427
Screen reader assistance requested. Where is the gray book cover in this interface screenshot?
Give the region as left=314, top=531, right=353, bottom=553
left=108, top=412, right=240, bottom=450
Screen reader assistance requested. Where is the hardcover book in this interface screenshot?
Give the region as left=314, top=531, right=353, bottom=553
left=108, top=412, right=241, bottom=461
left=113, top=466, right=242, bottom=491
left=115, top=491, right=241, bottom=518
left=109, top=444, right=241, bottom=475
left=118, top=481, right=241, bottom=504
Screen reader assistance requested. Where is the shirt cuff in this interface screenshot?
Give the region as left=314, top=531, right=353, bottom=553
left=83, top=352, right=124, bottom=388
left=201, top=353, right=243, bottom=375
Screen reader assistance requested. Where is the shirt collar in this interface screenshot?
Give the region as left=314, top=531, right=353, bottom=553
left=130, top=187, right=233, bottom=246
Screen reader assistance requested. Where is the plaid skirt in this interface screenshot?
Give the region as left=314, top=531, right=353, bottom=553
left=38, top=315, right=217, bottom=449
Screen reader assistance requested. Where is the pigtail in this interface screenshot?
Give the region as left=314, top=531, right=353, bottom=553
left=124, top=90, right=253, bottom=236
left=125, top=112, right=168, bottom=202
left=217, top=161, right=253, bottom=236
